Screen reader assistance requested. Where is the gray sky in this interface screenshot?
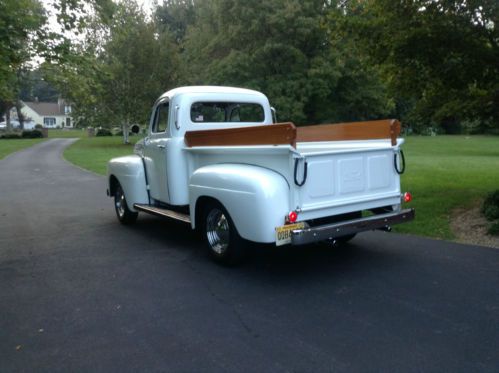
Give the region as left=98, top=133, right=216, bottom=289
left=40, top=0, right=161, bottom=34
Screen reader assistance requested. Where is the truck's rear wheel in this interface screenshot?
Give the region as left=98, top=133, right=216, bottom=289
left=202, top=201, right=246, bottom=265
left=114, top=183, right=138, bottom=225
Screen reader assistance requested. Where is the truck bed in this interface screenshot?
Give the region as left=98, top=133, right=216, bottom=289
left=183, top=119, right=403, bottom=222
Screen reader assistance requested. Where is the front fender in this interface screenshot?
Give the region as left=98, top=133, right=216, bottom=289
left=189, top=164, right=290, bottom=243
left=107, top=155, right=148, bottom=211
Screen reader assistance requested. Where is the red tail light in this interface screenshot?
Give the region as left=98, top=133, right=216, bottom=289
left=288, top=211, right=298, bottom=223
left=403, top=192, right=412, bottom=203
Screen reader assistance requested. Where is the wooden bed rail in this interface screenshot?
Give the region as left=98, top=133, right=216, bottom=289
left=184, top=119, right=401, bottom=148
left=296, top=119, right=401, bottom=146
left=184, top=122, right=297, bottom=148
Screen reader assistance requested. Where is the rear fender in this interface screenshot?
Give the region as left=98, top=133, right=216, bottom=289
left=190, top=164, right=290, bottom=243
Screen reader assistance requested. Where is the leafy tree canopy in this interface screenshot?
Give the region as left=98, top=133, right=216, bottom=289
left=0, top=0, right=46, bottom=102
left=1, top=0, right=497, bottom=134
left=182, top=0, right=390, bottom=124
left=338, top=0, right=499, bottom=132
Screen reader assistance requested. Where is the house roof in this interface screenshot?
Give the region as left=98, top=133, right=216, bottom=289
left=22, top=101, right=69, bottom=116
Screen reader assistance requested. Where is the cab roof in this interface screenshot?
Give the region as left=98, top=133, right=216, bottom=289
left=158, top=86, right=267, bottom=101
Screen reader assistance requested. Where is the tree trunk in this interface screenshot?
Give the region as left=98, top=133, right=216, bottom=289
left=122, top=122, right=130, bottom=144
left=15, top=101, right=24, bottom=130
left=6, top=108, right=12, bottom=132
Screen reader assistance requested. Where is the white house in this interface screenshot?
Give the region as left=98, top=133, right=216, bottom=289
left=14, top=98, right=74, bottom=128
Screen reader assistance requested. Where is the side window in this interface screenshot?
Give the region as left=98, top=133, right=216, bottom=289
left=152, top=102, right=169, bottom=133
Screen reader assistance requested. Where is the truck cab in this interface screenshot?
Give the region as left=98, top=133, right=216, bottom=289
left=141, top=86, right=273, bottom=206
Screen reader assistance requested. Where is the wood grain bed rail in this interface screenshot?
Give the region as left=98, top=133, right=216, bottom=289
left=296, top=119, right=401, bottom=146
left=184, top=119, right=401, bottom=148
left=184, top=122, right=297, bottom=147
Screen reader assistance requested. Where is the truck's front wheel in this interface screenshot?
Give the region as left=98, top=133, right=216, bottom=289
left=114, top=183, right=138, bottom=225
left=202, top=201, right=246, bottom=266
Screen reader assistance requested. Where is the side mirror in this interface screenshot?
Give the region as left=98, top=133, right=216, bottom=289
left=270, top=107, right=277, bottom=123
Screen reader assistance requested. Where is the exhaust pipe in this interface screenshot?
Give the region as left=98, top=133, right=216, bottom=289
left=377, top=226, right=392, bottom=232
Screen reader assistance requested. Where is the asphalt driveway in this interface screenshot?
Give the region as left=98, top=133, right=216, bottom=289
left=0, top=139, right=498, bottom=372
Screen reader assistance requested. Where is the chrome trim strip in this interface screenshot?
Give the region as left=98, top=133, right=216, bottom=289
left=291, top=208, right=415, bottom=245
left=134, top=204, right=191, bottom=223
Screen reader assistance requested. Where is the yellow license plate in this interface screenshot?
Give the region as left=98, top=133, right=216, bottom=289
left=275, top=223, right=305, bottom=246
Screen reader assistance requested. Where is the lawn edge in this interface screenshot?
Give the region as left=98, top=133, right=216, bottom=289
left=61, top=138, right=106, bottom=177
left=0, top=138, right=48, bottom=161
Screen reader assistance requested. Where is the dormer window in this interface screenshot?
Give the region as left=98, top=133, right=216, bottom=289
left=64, top=105, right=71, bottom=114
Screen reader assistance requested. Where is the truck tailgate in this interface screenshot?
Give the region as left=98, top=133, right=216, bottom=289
left=294, top=141, right=402, bottom=218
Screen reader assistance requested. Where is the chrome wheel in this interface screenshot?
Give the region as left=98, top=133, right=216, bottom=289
left=115, top=186, right=126, bottom=218
left=113, top=182, right=138, bottom=225
left=206, top=208, right=230, bottom=254
left=202, top=201, right=246, bottom=265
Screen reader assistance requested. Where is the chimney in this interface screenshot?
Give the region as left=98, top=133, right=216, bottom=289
left=58, top=97, right=64, bottom=111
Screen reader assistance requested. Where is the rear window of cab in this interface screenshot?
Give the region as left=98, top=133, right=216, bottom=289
left=191, top=102, right=264, bottom=123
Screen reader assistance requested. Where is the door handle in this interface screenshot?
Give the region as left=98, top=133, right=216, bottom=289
left=157, top=144, right=166, bottom=149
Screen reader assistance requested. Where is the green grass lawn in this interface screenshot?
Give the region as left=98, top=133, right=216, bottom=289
left=63, top=134, right=499, bottom=240
left=0, top=138, right=47, bottom=160
left=395, top=135, right=499, bottom=239
left=64, top=135, right=141, bottom=174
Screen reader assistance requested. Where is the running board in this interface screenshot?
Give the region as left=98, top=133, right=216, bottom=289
left=133, top=204, right=191, bottom=224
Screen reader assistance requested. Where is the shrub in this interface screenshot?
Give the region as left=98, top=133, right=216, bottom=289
left=482, top=190, right=499, bottom=221
left=21, top=130, right=44, bottom=138
left=35, top=124, right=43, bottom=129
left=1, top=132, right=21, bottom=139
left=488, top=221, right=499, bottom=236
left=461, top=119, right=481, bottom=135
left=96, top=128, right=113, bottom=136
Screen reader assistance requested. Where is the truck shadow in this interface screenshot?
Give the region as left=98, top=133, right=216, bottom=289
left=123, top=215, right=402, bottom=280
left=244, top=241, right=390, bottom=277
left=125, top=215, right=201, bottom=251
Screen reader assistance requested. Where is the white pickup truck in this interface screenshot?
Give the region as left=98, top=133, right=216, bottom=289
left=107, top=86, right=414, bottom=264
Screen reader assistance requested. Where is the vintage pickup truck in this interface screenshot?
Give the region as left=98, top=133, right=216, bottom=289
left=107, top=86, right=414, bottom=264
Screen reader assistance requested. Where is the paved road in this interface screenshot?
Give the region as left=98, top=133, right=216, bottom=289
left=1, top=139, right=498, bottom=372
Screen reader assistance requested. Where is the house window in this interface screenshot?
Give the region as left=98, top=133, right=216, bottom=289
left=65, top=105, right=71, bottom=114
left=44, top=117, right=56, bottom=127
left=66, top=118, right=71, bottom=127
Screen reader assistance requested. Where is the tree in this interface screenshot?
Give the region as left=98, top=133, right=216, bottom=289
left=155, top=0, right=196, bottom=45
left=0, top=0, right=46, bottom=129
left=101, top=2, right=179, bottom=143
left=44, top=1, right=179, bottom=143
left=338, top=0, right=499, bottom=133
left=181, top=0, right=390, bottom=125
left=18, top=69, right=60, bottom=102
